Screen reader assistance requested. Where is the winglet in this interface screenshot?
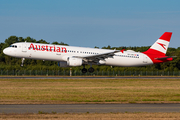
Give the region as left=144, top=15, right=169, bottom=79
left=120, top=49, right=125, bottom=53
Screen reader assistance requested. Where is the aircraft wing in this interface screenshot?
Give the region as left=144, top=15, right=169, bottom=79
left=73, top=50, right=120, bottom=63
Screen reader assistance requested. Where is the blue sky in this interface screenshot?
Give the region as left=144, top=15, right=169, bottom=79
left=0, top=0, right=180, bottom=48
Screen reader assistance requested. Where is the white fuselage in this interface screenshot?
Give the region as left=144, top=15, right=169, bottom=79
left=3, top=42, right=153, bottom=67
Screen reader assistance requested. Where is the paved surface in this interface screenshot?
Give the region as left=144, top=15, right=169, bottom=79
left=1, top=104, right=180, bottom=113
left=0, top=76, right=180, bottom=79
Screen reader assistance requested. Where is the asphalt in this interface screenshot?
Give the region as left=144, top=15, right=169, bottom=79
left=0, top=104, right=180, bottom=113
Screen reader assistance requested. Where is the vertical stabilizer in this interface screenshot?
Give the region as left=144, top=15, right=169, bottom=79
left=143, top=32, right=172, bottom=56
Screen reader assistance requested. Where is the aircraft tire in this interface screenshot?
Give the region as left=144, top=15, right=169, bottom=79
left=88, top=67, right=94, bottom=73
left=82, top=68, right=87, bottom=73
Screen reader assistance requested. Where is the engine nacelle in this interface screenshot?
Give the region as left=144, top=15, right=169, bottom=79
left=67, top=57, right=83, bottom=66
left=58, top=61, right=69, bottom=67
left=99, top=60, right=106, bottom=65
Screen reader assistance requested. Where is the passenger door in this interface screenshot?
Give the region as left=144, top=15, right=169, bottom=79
left=22, top=43, right=27, bottom=52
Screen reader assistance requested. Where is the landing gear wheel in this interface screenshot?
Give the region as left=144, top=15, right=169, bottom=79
left=88, top=67, right=94, bottom=73
left=82, top=68, right=87, bottom=73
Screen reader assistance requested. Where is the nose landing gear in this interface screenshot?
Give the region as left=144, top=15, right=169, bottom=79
left=21, top=58, right=25, bottom=67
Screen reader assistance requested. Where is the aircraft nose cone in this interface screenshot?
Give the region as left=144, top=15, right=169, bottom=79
left=3, top=48, right=8, bottom=55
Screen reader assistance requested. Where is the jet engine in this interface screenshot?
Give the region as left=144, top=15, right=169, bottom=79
left=58, top=57, right=83, bottom=67
left=67, top=57, right=83, bottom=66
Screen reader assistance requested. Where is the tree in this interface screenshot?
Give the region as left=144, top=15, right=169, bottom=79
left=24, top=37, right=36, bottom=42
left=37, top=39, right=49, bottom=44
left=18, top=37, right=24, bottom=42
left=4, top=36, right=19, bottom=48
left=51, top=41, right=68, bottom=46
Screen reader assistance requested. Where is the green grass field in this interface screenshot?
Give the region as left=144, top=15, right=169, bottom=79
left=0, top=78, right=180, bottom=104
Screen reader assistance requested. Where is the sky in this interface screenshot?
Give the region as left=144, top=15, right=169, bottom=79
left=0, top=0, right=180, bottom=48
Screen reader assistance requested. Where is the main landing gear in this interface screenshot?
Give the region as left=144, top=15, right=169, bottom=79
left=88, top=67, right=94, bottom=73
left=82, top=68, right=87, bottom=73
left=81, top=65, right=94, bottom=73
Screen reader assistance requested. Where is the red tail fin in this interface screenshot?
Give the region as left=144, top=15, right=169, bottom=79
left=143, top=32, right=173, bottom=64
left=143, top=32, right=172, bottom=56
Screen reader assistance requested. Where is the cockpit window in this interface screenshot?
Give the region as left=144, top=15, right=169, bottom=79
left=9, top=45, right=17, bottom=48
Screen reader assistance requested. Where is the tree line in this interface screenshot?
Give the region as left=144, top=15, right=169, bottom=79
left=0, top=36, right=180, bottom=72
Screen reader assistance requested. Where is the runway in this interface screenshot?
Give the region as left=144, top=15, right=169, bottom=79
left=1, top=104, right=180, bottom=113
left=0, top=76, right=180, bottom=79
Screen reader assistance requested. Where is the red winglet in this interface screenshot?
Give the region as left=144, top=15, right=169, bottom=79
left=120, top=49, right=125, bottom=53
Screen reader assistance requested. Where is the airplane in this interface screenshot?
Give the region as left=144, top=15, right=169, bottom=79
left=3, top=32, right=173, bottom=73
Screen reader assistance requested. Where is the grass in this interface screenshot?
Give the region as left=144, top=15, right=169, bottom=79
left=1, top=113, right=180, bottom=120
left=0, top=78, right=180, bottom=104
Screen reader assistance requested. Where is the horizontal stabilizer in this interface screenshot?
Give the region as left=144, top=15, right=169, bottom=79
left=155, top=56, right=176, bottom=60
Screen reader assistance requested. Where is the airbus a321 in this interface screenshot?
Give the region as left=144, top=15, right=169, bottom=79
left=3, top=32, right=173, bottom=73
